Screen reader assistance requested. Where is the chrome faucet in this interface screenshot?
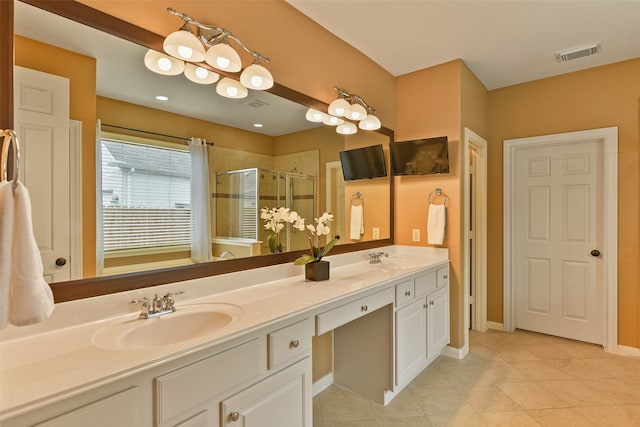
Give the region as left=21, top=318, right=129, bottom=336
left=367, top=251, right=389, bottom=264
left=129, top=291, right=184, bottom=319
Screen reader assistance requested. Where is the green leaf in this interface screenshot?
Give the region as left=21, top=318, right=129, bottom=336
left=294, top=255, right=316, bottom=265
left=318, top=238, right=336, bottom=259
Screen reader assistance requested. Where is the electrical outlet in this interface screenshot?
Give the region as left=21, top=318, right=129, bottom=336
left=412, top=229, right=420, bottom=242
left=372, top=227, right=380, bottom=239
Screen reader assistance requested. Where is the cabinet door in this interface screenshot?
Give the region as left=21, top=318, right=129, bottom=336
left=395, top=298, right=427, bottom=387
left=427, top=287, right=450, bottom=360
left=221, top=358, right=312, bottom=427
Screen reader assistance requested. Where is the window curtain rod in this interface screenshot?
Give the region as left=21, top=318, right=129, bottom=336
left=101, top=123, right=214, bottom=146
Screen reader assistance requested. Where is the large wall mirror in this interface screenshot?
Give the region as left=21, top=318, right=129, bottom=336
left=8, top=0, right=394, bottom=302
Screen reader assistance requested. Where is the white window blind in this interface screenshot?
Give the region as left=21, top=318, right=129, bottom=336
left=101, top=138, right=191, bottom=252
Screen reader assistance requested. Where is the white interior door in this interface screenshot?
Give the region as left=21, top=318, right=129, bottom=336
left=514, top=139, right=603, bottom=344
left=14, top=66, right=71, bottom=283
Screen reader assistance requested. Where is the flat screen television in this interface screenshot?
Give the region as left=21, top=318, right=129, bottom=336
left=389, top=136, right=449, bottom=175
left=339, top=144, right=387, bottom=181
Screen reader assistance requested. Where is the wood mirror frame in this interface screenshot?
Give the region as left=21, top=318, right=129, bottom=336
left=1, top=0, right=395, bottom=303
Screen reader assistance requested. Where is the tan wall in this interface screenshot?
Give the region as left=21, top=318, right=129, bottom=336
left=487, top=58, right=640, bottom=348
left=395, top=60, right=464, bottom=348
left=15, top=36, right=98, bottom=277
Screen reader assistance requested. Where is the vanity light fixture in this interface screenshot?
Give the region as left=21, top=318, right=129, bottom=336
left=307, top=86, right=382, bottom=134
left=144, top=8, right=273, bottom=99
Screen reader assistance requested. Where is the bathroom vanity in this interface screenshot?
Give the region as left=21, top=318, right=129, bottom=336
left=0, top=246, right=449, bottom=426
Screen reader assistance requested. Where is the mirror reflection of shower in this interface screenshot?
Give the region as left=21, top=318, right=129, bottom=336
left=214, top=168, right=315, bottom=255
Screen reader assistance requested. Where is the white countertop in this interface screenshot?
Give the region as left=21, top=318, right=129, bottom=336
left=0, top=245, right=448, bottom=420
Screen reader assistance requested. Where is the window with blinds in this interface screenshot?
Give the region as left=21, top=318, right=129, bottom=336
left=101, top=138, right=191, bottom=252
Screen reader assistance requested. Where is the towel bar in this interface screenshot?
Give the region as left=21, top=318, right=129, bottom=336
left=428, top=188, right=448, bottom=205
left=1, top=129, right=20, bottom=189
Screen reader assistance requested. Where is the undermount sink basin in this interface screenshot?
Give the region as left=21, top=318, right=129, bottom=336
left=92, top=303, right=243, bottom=350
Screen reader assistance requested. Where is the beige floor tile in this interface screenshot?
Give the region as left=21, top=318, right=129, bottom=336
left=497, top=381, right=569, bottom=409
left=540, top=378, right=640, bottom=407
left=481, top=410, right=541, bottom=426
left=409, top=365, right=450, bottom=387
left=527, top=408, right=596, bottom=426
left=377, top=416, right=433, bottom=426
left=454, top=384, right=522, bottom=412
left=315, top=421, right=379, bottom=427
left=545, top=358, right=615, bottom=379
left=368, top=387, right=424, bottom=420
left=427, top=403, right=486, bottom=427
left=497, top=347, right=541, bottom=362
left=410, top=385, right=468, bottom=415
left=507, top=359, right=573, bottom=381
left=517, top=343, right=574, bottom=360
left=317, top=385, right=375, bottom=422
left=574, top=405, right=640, bottom=426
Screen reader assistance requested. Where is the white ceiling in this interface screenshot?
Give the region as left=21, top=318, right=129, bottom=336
left=286, top=0, right=640, bottom=90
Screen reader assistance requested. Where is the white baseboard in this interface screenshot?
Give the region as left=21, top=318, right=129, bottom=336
left=441, top=343, right=469, bottom=360
left=607, top=344, right=640, bottom=358
left=486, top=321, right=504, bottom=331
left=312, top=372, right=333, bottom=396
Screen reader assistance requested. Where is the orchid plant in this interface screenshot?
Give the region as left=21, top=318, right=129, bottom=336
left=293, top=212, right=338, bottom=266
left=260, top=207, right=338, bottom=263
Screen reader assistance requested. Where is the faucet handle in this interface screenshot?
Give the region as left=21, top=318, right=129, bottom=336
left=162, top=291, right=184, bottom=310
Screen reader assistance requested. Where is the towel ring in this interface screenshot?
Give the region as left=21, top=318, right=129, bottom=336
left=1, top=129, right=20, bottom=189
left=428, top=188, right=448, bottom=205
left=351, top=191, right=363, bottom=206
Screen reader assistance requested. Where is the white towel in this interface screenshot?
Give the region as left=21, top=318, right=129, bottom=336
left=427, top=203, right=446, bottom=245
left=2, top=182, right=55, bottom=328
left=0, top=182, right=13, bottom=330
left=350, top=204, right=364, bottom=240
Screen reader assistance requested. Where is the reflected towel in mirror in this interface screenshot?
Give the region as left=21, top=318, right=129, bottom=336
left=350, top=204, right=364, bottom=240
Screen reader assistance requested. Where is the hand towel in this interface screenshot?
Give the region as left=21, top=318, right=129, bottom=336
left=0, top=182, right=14, bottom=329
left=8, top=182, right=54, bottom=327
left=427, top=203, right=446, bottom=245
left=350, top=204, right=364, bottom=240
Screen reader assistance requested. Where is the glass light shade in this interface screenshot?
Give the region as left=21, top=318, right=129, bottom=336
left=205, top=43, right=242, bottom=72
left=322, top=115, right=344, bottom=126
left=336, top=121, right=358, bottom=135
left=216, top=77, right=248, bottom=99
left=358, top=114, right=382, bottom=130
left=346, top=103, right=367, bottom=121
left=163, top=29, right=205, bottom=62
left=184, top=63, right=219, bottom=84
left=328, top=98, right=351, bottom=117
left=144, top=49, right=185, bottom=75
left=305, top=108, right=326, bottom=123
left=240, top=63, right=274, bottom=90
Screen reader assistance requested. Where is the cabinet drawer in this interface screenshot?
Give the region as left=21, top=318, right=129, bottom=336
left=395, top=279, right=415, bottom=307
left=316, top=287, right=394, bottom=335
left=437, top=266, right=449, bottom=287
left=414, top=270, right=437, bottom=297
left=155, top=339, right=262, bottom=424
left=268, top=318, right=314, bottom=370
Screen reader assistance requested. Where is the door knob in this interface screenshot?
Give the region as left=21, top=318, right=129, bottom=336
left=55, top=257, right=67, bottom=267
left=590, top=250, right=601, bottom=257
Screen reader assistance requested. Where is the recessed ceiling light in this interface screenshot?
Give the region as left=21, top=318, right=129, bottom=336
left=253, top=123, right=264, bottom=128
left=155, top=95, right=169, bottom=101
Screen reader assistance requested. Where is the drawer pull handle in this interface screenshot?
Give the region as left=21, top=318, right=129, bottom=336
left=405, top=290, right=411, bottom=296
left=230, top=411, right=240, bottom=422
left=361, top=305, right=368, bottom=312
left=290, top=339, right=300, bottom=348
left=443, top=275, right=448, bottom=279
left=423, top=303, right=428, bottom=309
left=430, top=300, right=435, bottom=306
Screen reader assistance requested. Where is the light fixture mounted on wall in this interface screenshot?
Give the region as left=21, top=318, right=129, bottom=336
left=307, top=86, right=381, bottom=135
left=144, top=8, right=273, bottom=98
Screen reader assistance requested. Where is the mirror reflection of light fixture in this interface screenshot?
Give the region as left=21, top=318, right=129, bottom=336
left=184, top=63, right=220, bottom=84
left=216, top=77, right=249, bottom=99
left=144, top=8, right=273, bottom=98
left=307, top=86, right=382, bottom=133
left=144, top=49, right=185, bottom=75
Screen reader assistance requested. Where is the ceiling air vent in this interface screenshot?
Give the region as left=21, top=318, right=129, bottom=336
left=556, top=42, right=601, bottom=63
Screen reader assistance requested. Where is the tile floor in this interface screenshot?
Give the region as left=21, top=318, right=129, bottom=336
left=313, top=329, right=640, bottom=426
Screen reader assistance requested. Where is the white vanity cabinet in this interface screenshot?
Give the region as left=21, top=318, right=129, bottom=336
left=156, top=318, right=314, bottom=427
left=394, top=264, right=450, bottom=390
